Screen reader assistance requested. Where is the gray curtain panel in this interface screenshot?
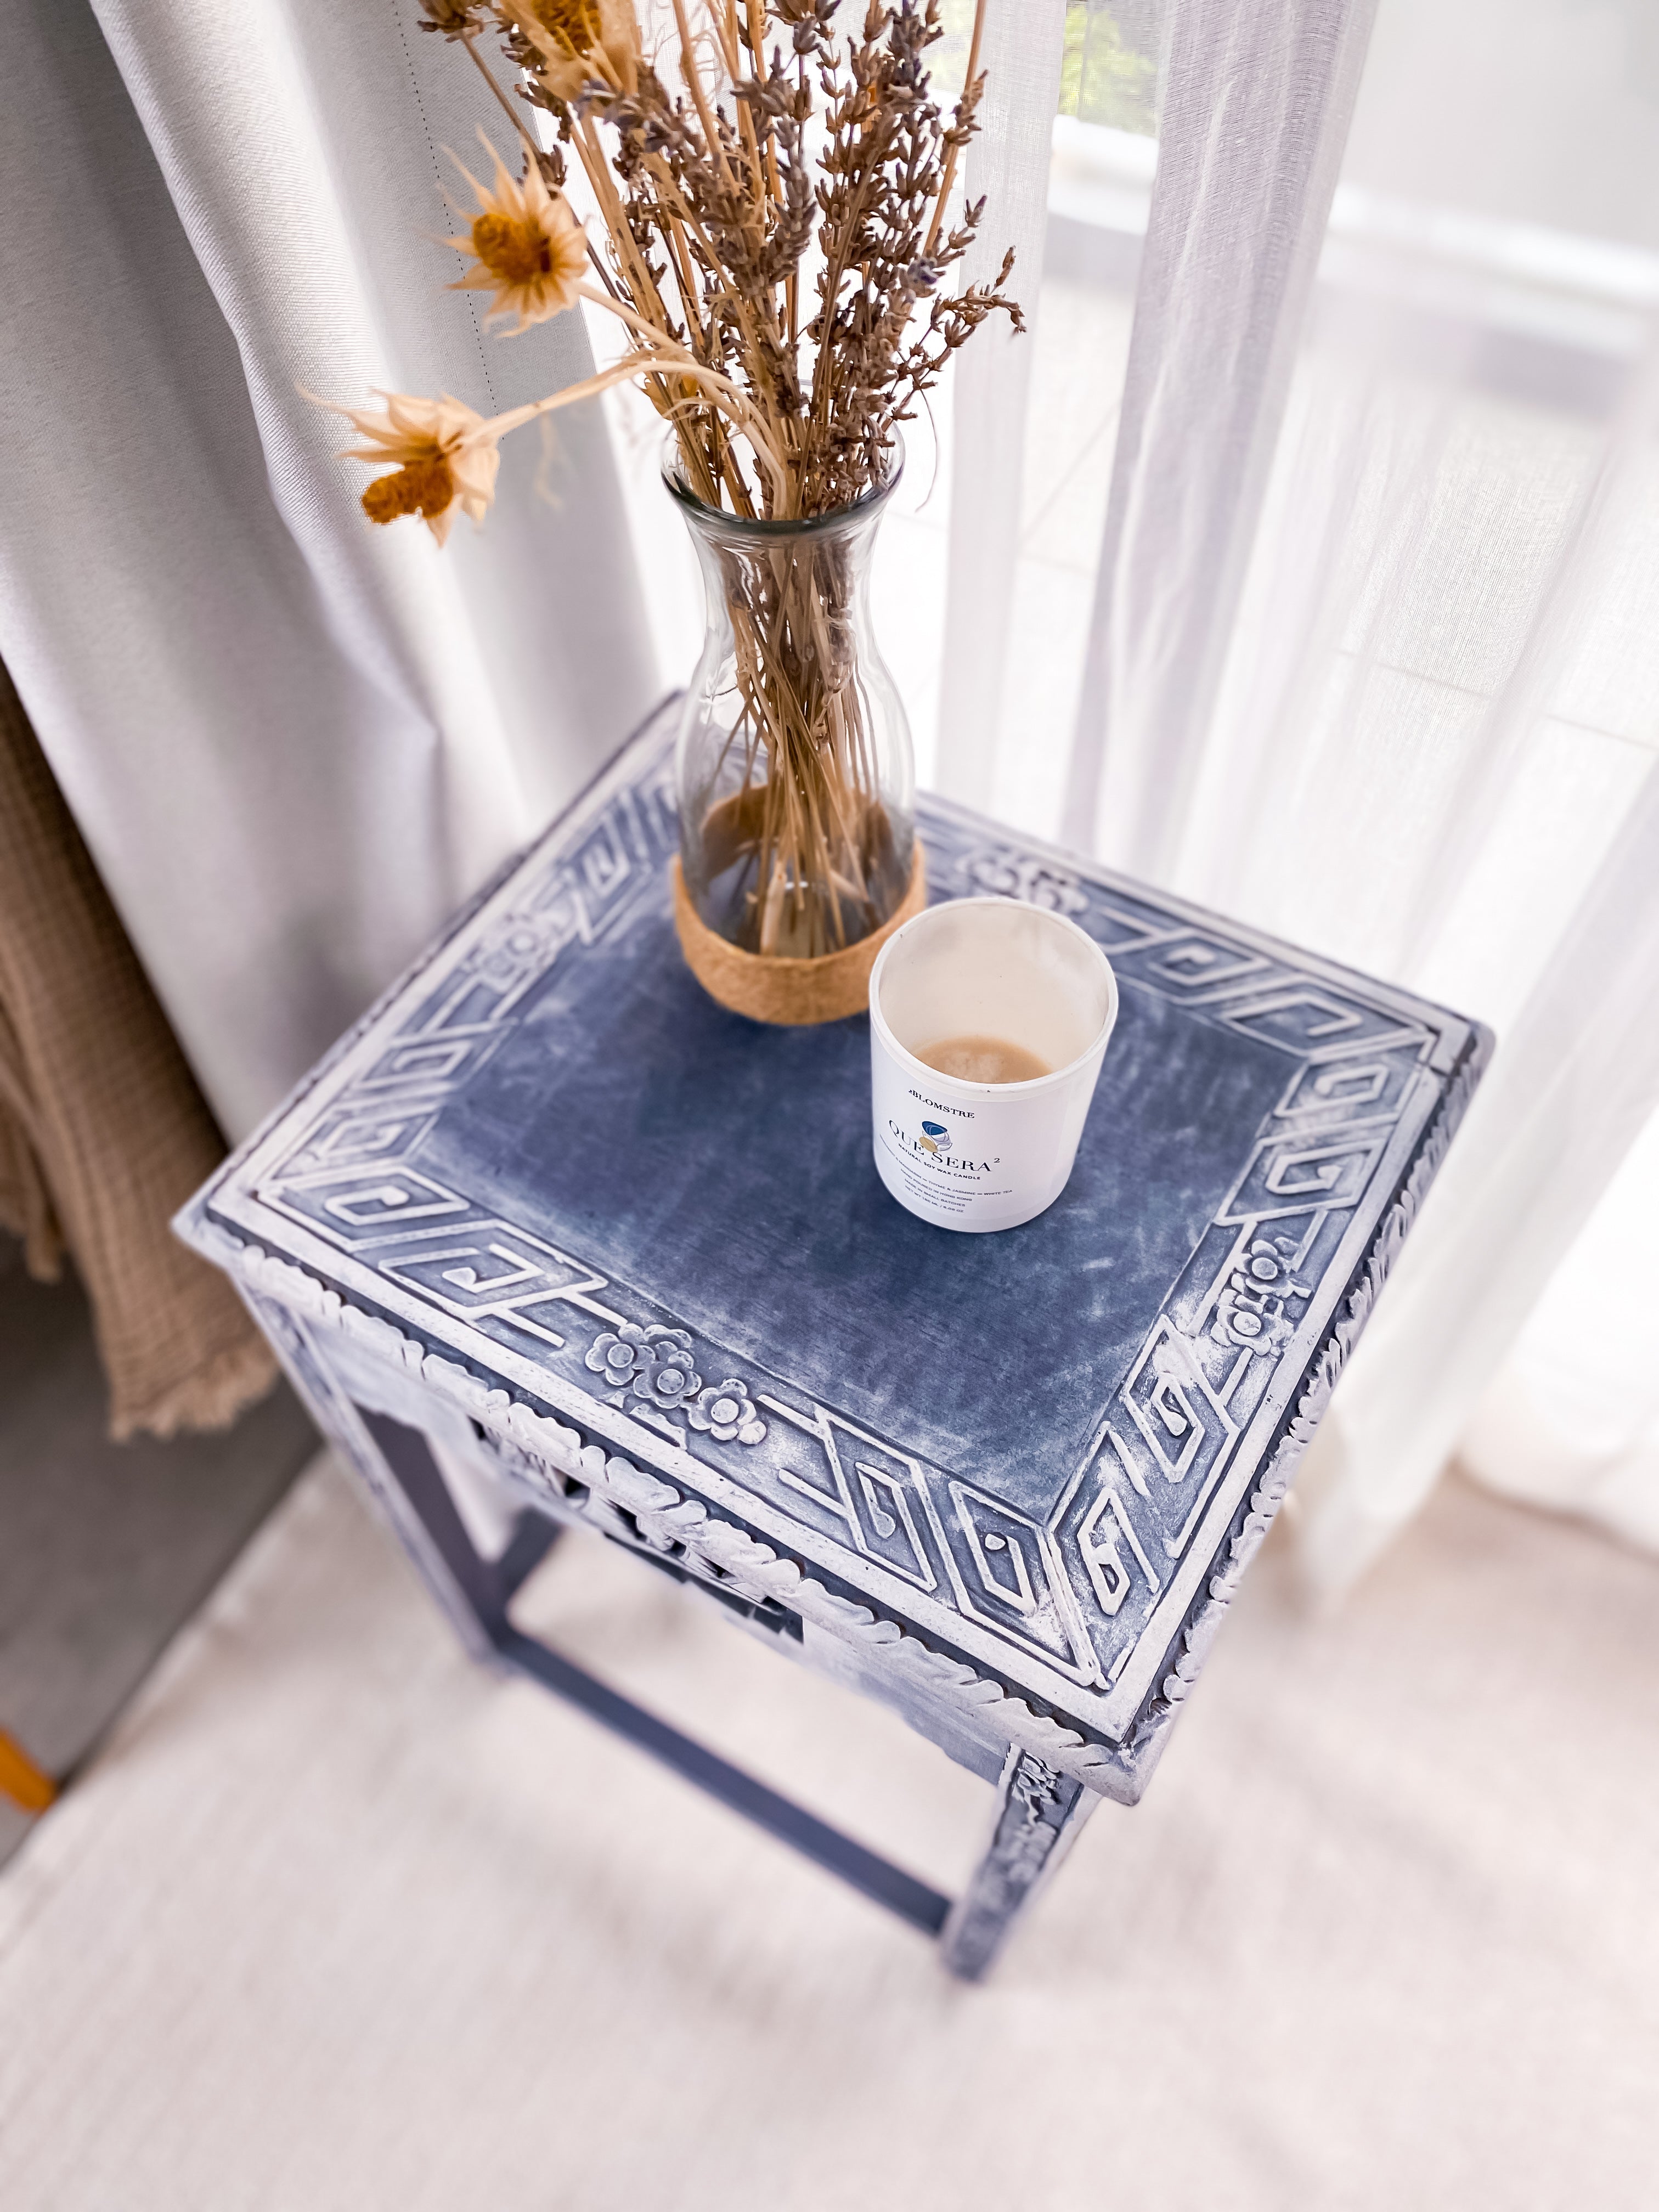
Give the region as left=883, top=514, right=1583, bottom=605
left=0, top=0, right=657, bottom=1139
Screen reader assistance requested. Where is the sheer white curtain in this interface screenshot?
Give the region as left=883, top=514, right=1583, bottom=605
left=1064, top=0, right=1379, bottom=876
left=933, top=0, right=1071, bottom=811
left=1037, top=0, right=1659, bottom=1579
left=0, top=0, right=654, bottom=1139
left=1141, top=0, right=1659, bottom=1583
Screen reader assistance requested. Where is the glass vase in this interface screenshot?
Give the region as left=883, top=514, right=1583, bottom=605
left=665, top=439, right=917, bottom=967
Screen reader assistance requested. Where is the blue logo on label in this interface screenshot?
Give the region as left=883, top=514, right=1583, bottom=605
left=918, top=1120, right=952, bottom=1158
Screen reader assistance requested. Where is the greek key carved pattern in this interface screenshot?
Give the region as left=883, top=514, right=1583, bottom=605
left=194, top=1017, right=1480, bottom=1804
left=182, top=712, right=1485, bottom=1761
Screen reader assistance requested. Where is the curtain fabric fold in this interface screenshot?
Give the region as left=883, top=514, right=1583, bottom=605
left=1296, top=752, right=1659, bottom=1585
left=934, top=0, right=1070, bottom=811
left=1064, top=0, right=1379, bottom=878
left=1278, top=336, right=1659, bottom=1584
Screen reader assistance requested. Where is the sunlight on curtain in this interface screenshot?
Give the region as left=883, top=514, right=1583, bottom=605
left=1165, top=0, right=1659, bottom=1581
left=1462, top=1101, right=1659, bottom=1551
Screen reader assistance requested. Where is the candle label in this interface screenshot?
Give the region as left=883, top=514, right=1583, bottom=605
left=886, top=1111, right=1003, bottom=1181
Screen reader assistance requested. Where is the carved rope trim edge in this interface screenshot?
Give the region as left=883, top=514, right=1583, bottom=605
left=1110, top=1028, right=1491, bottom=1786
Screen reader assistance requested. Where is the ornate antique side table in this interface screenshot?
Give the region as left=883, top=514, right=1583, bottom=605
left=178, top=704, right=1489, bottom=1979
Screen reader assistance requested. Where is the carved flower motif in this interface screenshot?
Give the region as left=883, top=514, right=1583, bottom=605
left=1211, top=1237, right=1310, bottom=1357
left=585, top=1323, right=702, bottom=1413
left=1242, top=1235, right=1308, bottom=1293
left=1213, top=1294, right=1293, bottom=1357
left=686, top=1379, right=767, bottom=1447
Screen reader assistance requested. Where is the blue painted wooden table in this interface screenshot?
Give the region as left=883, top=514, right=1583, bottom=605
left=179, top=701, right=1490, bottom=1977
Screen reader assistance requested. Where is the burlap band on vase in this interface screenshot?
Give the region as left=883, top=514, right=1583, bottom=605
left=671, top=843, right=927, bottom=1025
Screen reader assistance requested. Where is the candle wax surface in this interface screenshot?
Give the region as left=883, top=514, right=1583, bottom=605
left=912, top=1034, right=1052, bottom=1085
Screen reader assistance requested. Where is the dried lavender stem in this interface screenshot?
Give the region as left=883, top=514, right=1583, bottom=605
left=925, top=0, right=988, bottom=256
left=460, top=31, right=541, bottom=157
left=403, top=0, right=1020, bottom=956
left=670, top=0, right=742, bottom=201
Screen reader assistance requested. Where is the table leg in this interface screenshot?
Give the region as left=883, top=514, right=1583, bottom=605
left=256, top=1307, right=957, bottom=1939
left=245, top=1294, right=1085, bottom=1974
left=940, top=1748, right=1102, bottom=1980
left=244, top=1294, right=558, bottom=1664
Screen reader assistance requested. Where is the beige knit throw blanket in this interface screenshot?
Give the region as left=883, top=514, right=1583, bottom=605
left=0, top=660, right=274, bottom=1439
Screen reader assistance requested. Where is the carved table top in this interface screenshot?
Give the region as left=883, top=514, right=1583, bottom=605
left=180, top=702, right=1489, bottom=1804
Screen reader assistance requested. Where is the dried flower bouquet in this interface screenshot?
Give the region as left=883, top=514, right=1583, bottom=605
left=340, top=0, right=1020, bottom=964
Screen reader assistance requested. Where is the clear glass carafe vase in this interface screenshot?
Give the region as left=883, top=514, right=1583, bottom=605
left=665, top=440, right=916, bottom=966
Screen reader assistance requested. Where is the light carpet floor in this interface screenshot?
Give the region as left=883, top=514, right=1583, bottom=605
left=1, top=1450, right=1656, bottom=2211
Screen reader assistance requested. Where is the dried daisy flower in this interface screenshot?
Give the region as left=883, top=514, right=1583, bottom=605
left=335, top=392, right=504, bottom=545
left=501, top=0, right=639, bottom=99
left=400, top=0, right=1017, bottom=523
left=447, top=139, right=587, bottom=333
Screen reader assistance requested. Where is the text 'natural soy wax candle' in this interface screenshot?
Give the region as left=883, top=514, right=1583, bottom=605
left=868, top=898, right=1118, bottom=1232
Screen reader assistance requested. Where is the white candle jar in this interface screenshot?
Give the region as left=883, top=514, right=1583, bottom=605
left=868, top=897, right=1119, bottom=1233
